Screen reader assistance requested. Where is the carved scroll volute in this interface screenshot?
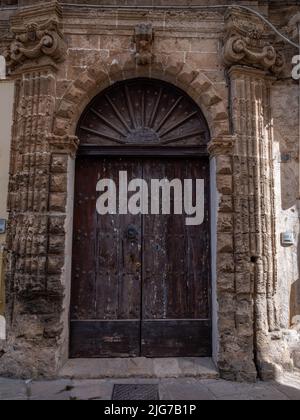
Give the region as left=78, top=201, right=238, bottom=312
left=4, top=3, right=66, bottom=73
left=223, top=8, right=285, bottom=75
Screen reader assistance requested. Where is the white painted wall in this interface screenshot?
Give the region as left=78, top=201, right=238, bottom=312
left=0, top=56, right=6, bottom=80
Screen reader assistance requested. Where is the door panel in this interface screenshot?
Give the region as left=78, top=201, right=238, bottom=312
left=70, top=157, right=142, bottom=358
left=141, top=320, right=211, bottom=357
left=70, top=156, right=211, bottom=358
left=70, top=321, right=141, bottom=358
left=141, top=158, right=211, bottom=356
left=71, top=159, right=98, bottom=321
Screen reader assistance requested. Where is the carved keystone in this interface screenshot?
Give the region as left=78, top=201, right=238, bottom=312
left=134, top=24, right=154, bottom=66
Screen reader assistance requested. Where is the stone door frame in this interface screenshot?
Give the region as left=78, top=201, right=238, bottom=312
left=55, top=62, right=226, bottom=369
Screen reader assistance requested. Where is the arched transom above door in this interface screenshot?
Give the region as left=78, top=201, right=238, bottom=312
left=77, top=79, right=210, bottom=147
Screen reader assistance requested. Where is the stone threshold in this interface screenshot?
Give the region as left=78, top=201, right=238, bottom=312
left=59, top=358, right=219, bottom=380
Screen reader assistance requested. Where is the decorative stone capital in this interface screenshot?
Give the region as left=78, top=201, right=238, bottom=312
left=223, top=8, right=285, bottom=75
left=134, top=24, right=154, bottom=66
left=208, top=135, right=236, bottom=157
left=48, top=135, right=79, bottom=158
left=4, top=1, right=66, bottom=73
left=228, top=65, right=277, bottom=82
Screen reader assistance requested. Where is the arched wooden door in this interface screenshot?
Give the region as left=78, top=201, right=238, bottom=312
left=70, top=79, right=212, bottom=358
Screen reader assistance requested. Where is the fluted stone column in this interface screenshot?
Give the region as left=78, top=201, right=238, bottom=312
left=221, top=8, right=284, bottom=381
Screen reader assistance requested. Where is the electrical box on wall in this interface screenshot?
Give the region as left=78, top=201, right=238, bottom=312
left=281, top=232, right=295, bottom=247
left=0, top=220, right=6, bottom=234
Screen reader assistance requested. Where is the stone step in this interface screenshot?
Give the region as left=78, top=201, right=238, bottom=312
left=60, top=358, right=219, bottom=380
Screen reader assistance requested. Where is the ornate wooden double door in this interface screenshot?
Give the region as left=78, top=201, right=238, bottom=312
left=70, top=79, right=212, bottom=358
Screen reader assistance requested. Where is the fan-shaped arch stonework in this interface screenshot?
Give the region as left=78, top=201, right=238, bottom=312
left=77, top=79, right=210, bottom=148
left=53, top=54, right=229, bottom=140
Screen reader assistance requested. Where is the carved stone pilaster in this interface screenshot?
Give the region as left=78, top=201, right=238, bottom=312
left=4, top=1, right=66, bottom=74
left=223, top=8, right=285, bottom=75
left=225, top=65, right=279, bottom=381
left=208, top=135, right=236, bottom=157
left=0, top=2, right=68, bottom=379
left=48, top=135, right=79, bottom=159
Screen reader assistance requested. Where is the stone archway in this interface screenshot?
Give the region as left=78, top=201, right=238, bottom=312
left=70, top=77, right=213, bottom=359
left=50, top=51, right=282, bottom=381
left=0, top=38, right=234, bottom=378
left=50, top=55, right=234, bottom=377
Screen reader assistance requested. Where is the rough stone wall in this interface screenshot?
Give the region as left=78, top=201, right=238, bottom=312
left=0, top=0, right=299, bottom=380
left=57, top=9, right=225, bottom=101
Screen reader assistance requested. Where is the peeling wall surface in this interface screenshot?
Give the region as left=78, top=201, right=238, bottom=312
left=0, top=81, right=13, bottom=244
left=0, top=0, right=299, bottom=380
left=0, top=81, right=14, bottom=315
left=272, top=82, right=300, bottom=329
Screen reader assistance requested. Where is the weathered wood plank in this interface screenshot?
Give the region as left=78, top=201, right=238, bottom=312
left=141, top=320, right=212, bottom=357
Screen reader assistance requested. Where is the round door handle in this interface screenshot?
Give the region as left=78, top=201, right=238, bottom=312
left=126, top=225, right=139, bottom=240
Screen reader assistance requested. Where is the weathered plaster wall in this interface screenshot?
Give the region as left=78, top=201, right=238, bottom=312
left=0, top=80, right=14, bottom=315
left=271, top=79, right=300, bottom=371
left=0, top=81, right=13, bottom=245
left=272, top=80, right=300, bottom=330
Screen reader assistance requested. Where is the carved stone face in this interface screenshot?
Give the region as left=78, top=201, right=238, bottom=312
left=134, top=23, right=153, bottom=65
left=138, top=39, right=149, bottom=51
left=26, top=23, right=38, bottom=42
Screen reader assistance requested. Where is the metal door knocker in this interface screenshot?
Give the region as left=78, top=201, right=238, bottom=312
left=126, top=225, right=139, bottom=241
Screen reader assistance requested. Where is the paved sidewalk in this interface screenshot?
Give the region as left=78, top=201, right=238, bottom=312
left=0, top=373, right=300, bottom=400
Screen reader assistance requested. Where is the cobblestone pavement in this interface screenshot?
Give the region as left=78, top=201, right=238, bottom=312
left=0, top=373, right=300, bottom=400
